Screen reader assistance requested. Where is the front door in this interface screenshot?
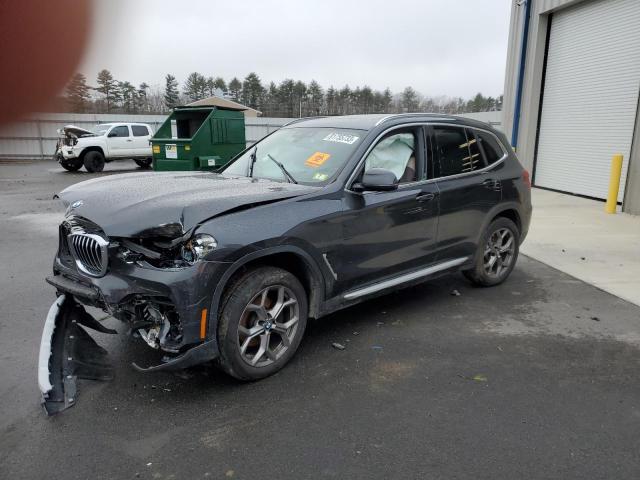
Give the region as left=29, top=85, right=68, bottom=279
left=333, top=127, right=440, bottom=295
left=106, top=125, right=133, bottom=157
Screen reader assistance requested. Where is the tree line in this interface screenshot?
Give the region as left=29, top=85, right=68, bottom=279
left=64, top=69, right=503, bottom=117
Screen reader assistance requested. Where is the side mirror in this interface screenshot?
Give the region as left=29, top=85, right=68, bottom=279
left=107, top=131, right=117, bottom=137
left=356, top=168, right=398, bottom=191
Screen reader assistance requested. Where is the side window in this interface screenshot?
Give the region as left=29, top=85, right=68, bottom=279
left=110, top=126, right=130, bottom=137
left=433, top=126, right=482, bottom=177
left=364, top=131, right=417, bottom=183
left=132, top=125, right=149, bottom=137
left=465, top=129, right=484, bottom=171
left=475, top=130, right=504, bottom=166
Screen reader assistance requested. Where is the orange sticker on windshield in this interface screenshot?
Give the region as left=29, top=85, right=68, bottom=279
left=305, top=151, right=331, bottom=168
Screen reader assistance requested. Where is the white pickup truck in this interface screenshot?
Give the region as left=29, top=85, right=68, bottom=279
left=54, top=123, right=154, bottom=172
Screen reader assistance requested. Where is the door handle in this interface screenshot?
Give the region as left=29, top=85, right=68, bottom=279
left=126, top=139, right=133, bottom=142
left=416, top=192, right=436, bottom=202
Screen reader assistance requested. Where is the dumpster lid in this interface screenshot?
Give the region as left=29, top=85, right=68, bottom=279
left=186, top=95, right=261, bottom=114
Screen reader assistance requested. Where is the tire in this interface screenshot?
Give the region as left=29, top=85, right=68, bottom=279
left=58, top=155, right=83, bottom=172
left=83, top=150, right=105, bottom=173
left=135, top=158, right=152, bottom=169
left=217, top=266, right=308, bottom=380
left=463, top=217, right=520, bottom=287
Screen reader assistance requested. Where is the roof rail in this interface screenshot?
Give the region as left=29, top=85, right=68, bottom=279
left=374, top=113, right=459, bottom=126
left=282, top=116, right=328, bottom=127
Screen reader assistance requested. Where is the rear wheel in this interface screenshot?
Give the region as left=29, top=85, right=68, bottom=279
left=217, top=267, right=307, bottom=380
left=135, top=158, right=152, bottom=169
left=463, top=217, right=519, bottom=287
left=59, top=155, right=83, bottom=172
left=83, top=151, right=105, bottom=173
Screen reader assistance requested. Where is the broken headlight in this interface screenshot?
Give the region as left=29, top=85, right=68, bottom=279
left=116, top=233, right=217, bottom=269
left=180, top=234, right=218, bottom=265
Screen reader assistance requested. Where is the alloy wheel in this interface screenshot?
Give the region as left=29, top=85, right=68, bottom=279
left=483, top=227, right=515, bottom=278
left=237, top=285, right=300, bottom=367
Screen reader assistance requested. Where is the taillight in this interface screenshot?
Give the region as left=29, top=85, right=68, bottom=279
left=522, top=170, right=531, bottom=189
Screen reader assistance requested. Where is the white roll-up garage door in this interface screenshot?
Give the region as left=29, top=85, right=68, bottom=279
left=534, top=0, right=640, bottom=201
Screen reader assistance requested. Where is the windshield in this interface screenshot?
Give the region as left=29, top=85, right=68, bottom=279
left=222, top=127, right=364, bottom=185
left=91, top=124, right=112, bottom=136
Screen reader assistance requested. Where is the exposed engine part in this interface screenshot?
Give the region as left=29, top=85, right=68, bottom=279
left=132, top=300, right=182, bottom=353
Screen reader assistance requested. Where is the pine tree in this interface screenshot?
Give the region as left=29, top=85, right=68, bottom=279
left=325, top=86, right=337, bottom=115
left=213, top=77, right=227, bottom=94
left=382, top=88, right=393, bottom=113
left=95, top=69, right=117, bottom=112
left=307, top=80, right=324, bottom=116
left=184, top=72, right=207, bottom=101
left=65, top=73, right=92, bottom=112
left=401, top=86, right=419, bottom=112
left=137, top=82, right=149, bottom=112
left=228, top=77, right=242, bottom=101
left=241, top=72, right=264, bottom=110
left=118, top=81, right=137, bottom=112
left=164, top=74, right=179, bottom=109
left=205, top=77, right=215, bottom=96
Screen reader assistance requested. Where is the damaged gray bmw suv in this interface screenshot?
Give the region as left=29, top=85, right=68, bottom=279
left=40, top=114, right=531, bottom=414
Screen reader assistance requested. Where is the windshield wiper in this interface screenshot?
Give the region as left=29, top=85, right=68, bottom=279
left=266, top=153, right=297, bottom=184
left=248, top=145, right=258, bottom=178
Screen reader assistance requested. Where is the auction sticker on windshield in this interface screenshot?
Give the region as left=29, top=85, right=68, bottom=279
left=323, top=132, right=359, bottom=144
left=305, top=152, right=331, bottom=168
left=165, top=144, right=177, bottom=159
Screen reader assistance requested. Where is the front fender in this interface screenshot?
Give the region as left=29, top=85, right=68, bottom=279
left=207, top=245, right=326, bottom=336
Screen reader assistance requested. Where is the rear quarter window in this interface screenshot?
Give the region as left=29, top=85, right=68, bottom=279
left=132, top=125, right=150, bottom=136
left=475, top=130, right=505, bottom=166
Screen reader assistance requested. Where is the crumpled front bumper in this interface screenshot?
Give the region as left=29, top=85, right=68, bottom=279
left=51, top=256, right=231, bottom=348
left=40, top=257, right=231, bottom=414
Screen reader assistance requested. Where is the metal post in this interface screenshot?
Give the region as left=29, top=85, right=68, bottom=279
left=605, top=154, right=624, bottom=214
left=36, top=119, right=44, bottom=159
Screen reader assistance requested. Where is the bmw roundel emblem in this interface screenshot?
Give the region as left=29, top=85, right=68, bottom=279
left=71, top=200, right=84, bottom=209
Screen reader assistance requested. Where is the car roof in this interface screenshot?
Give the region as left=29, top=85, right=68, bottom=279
left=283, top=113, right=493, bottom=131
left=96, top=122, right=151, bottom=127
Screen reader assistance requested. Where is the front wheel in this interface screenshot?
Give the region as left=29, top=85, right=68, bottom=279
left=463, top=217, right=520, bottom=287
left=135, top=158, right=152, bottom=169
left=83, top=151, right=105, bottom=173
left=58, top=155, right=83, bottom=172
left=217, top=267, right=308, bottom=380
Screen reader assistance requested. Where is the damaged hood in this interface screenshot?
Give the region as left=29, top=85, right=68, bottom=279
left=59, top=124, right=96, bottom=138
left=58, top=172, right=318, bottom=237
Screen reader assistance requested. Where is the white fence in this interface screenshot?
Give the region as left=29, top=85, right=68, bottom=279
left=0, top=111, right=502, bottom=160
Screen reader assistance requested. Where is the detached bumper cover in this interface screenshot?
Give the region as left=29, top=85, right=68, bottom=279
left=38, top=295, right=116, bottom=415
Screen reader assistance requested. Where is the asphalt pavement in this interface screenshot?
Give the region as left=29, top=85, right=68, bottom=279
left=1, top=160, right=640, bottom=479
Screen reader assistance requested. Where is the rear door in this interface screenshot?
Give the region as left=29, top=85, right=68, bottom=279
left=334, top=126, right=440, bottom=294
left=106, top=125, right=133, bottom=157
left=131, top=125, right=152, bottom=156
left=430, top=125, right=501, bottom=261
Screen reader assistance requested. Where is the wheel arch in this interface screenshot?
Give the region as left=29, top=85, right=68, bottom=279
left=79, top=145, right=105, bottom=160
left=210, top=246, right=326, bottom=336
left=491, top=207, right=521, bottom=234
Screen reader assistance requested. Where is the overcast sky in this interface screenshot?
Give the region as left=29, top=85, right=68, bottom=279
left=78, top=0, right=512, bottom=99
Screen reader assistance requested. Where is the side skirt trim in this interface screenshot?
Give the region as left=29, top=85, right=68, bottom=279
left=343, top=257, right=468, bottom=300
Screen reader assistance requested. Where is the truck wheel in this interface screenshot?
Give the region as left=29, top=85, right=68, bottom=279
left=135, top=158, right=152, bottom=169
left=463, top=217, right=520, bottom=287
left=217, top=267, right=308, bottom=381
left=83, top=151, right=105, bottom=173
left=59, top=156, right=83, bottom=172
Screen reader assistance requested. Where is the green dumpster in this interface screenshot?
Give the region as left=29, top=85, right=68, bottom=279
left=151, top=106, right=246, bottom=171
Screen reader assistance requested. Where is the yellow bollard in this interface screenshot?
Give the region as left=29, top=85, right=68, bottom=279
left=605, top=154, right=623, bottom=214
